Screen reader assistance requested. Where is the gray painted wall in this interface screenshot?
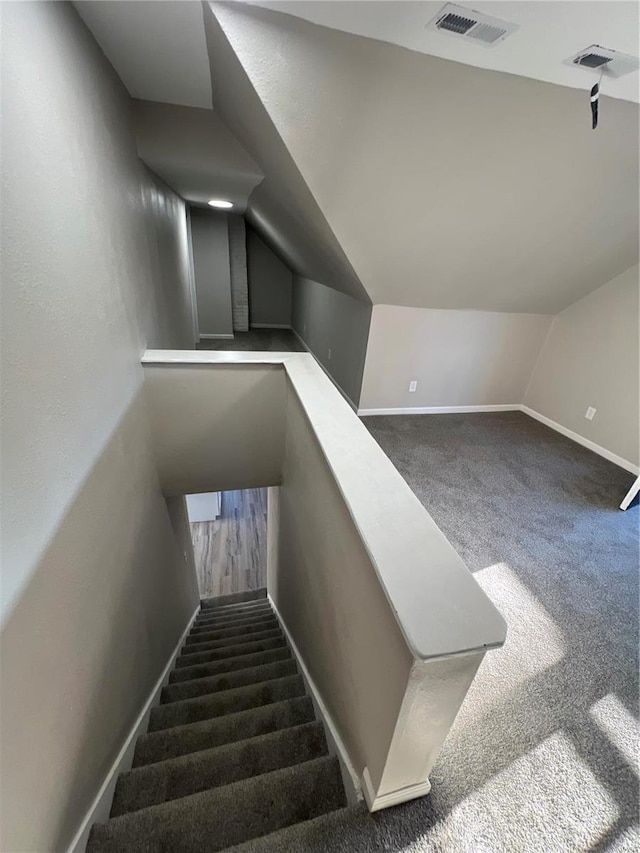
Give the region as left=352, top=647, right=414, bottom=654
left=247, top=227, right=293, bottom=327
left=292, top=276, right=372, bottom=407
left=359, top=306, right=552, bottom=411
left=524, top=264, right=640, bottom=467
left=0, top=4, right=199, bottom=850
left=190, top=207, right=233, bottom=337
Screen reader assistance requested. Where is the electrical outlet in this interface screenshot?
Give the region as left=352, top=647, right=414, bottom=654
left=585, top=406, right=597, bottom=420
left=409, top=380, right=418, bottom=393
left=303, top=324, right=306, bottom=334
left=328, top=348, right=332, bottom=360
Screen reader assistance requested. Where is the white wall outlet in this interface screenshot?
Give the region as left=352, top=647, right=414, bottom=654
left=409, top=380, right=418, bottom=393
left=585, top=406, right=597, bottom=420
left=328, top=348, right=332, bottom=360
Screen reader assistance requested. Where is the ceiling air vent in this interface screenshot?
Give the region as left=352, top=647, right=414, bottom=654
left=566, top=45, right=640, bottom=78
left=426, top=3, right=519, bottom=47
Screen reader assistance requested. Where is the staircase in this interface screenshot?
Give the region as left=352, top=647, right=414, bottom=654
left=87, top=589, right=351, bottom=852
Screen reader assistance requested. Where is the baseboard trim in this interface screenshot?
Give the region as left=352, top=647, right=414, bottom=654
left=67, top=605, right=200, bottom=853
left=358, top=404, right=520, bottom=416
left=361, top=766, right=431, bottom=812
left=267, top=594, right=363, bottom=806
left=289, top=328, right=358, bottom=413
left=250, top=323, right=292, bottom=329
left=199, top=333, right=234, bottom=340
left=521, top=406, right=639, bottom=475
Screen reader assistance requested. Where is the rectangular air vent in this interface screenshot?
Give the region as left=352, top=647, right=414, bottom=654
left=426, top=3, right=519, bottom=47
left=566, top=45, right=640, bottom=78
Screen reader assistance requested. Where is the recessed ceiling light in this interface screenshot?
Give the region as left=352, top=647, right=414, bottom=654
left=208, top=199, right=233, bottom=209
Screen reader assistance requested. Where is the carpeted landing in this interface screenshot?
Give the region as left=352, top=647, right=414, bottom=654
left=353, top=411, right=639, bottom=853
left=86, top=589, right=350, bottom=852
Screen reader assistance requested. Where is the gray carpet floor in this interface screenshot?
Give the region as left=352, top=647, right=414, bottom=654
left=197, top=329, right=304, bottom=352
left=304, top=412, right=639, bottom=853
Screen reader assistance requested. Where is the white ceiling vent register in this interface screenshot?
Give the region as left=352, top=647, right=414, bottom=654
left=566, top=45, right=640, bottom=79
left=426, top=3, right=519, bottom=47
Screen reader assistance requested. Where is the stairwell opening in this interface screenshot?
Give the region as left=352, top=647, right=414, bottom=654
left=186, top=488, right=268, bottom=600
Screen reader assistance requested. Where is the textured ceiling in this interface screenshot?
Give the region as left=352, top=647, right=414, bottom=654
left=76, top=1, right=639, bottom=312
left=75, top=1, right=212, bottom=108
left=133, top=100, right=264, bottom=211
left=246, top=1, right=640, bottom=104
left=211, top=1, right=639, bottom=313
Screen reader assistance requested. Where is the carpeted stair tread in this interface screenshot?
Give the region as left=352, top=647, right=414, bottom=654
left=87, top=755, right=346, bottom=853
left=111, top=721, right=328, bottom=816
left=190, top=614, right=277, bottom=635
left=161, top=659, right=298, bottom=704
left=223, top=804, right=374, bottom=853
left=180, top=628, right=283, bottom=656
left=200, top=592, right=266, bottom=608
left=191, top=608, right=275, bottom=629
left=133, top=696, right=316, bottom=768
left=200, top=588, right=267, bottom=609
left=148, top=674, right=305, bottom=732
left=185, top=619, right=279, bottom=644
left=196, top=601, right=274, bottom=620
left=174, top=635, right=287, bottom=668
left=168, top=647, right=292, bottom=685
left=194, top=603, right=274, bottom=627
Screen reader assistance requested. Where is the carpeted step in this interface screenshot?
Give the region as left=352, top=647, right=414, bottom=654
left=133, top=696, right=315, bottom=768
left=179, top=628, right=283, bottom=657
left=111, top=721, right=328, bottom=817
left=169, top=647, right=292, bottom=685
left=148, top=675, right=305, bottom=732
left=192, top=612, right=275, bottom=634
left=161, top=659, right=298, bottom=704
left=190, top=613, right=276, bottom=635
left=185, top=619, right=278, bottom=645
left=200, top=587, right=267, bottom=610
left=195, top=603, right=273, bottom=627
left=223, top=804, right=374, bottom=853
left=193, top=605, right=275, bottom=627
left=87, top=755, right=346, bottom=853
left=174, top=635, right=287, bottom=668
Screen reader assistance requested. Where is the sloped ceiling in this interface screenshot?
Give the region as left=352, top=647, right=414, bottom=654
left=248, top=1, right=640, bottom=104
left=76, top=1, right=213, bottom=108
left=76, top=0, right=639, bottom=312
left=211, top=1, right=639, bottom=313
left=133, top=100, right=264, bottom=211
left=202, top=4, right=370, bottom=301
left=75, top=0, right=369, bottom=302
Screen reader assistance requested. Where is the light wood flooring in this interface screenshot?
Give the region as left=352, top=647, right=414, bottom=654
left=190, top=489, right=267, bottom=599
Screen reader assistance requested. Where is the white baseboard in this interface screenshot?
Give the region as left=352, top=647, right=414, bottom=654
left=67, top=605, right=200, bottom=853
left=358, top=404, right=520, bottom=416
left=250, top=323, right=292, bottom=329
left=521, top=406, right=639, bottom=475
left=289, top=328, right=358, bottom=413
left=361, top=766, right=431, bottom=812
left=199, top=333, right=234, bottom=340
left=267, top=595, right=363, bottom=806
left=357, top=402, right=638, bottom=475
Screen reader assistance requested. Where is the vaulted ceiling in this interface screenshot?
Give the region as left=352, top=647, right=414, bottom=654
left=76, top=1, right=639, bottom=313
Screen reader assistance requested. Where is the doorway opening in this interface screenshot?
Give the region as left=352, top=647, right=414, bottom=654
left=186, top=489, right=267, bottom=598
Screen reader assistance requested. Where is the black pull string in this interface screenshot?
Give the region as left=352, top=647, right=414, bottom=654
left=590, top=70, right=604, bottom=129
